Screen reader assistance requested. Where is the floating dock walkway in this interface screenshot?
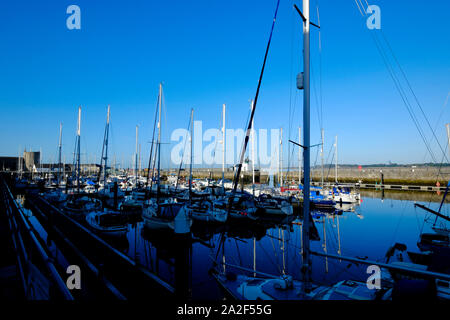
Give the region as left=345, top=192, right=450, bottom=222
left=311, top=181, right=447, bottom=192
left=0, top=174, right=175, bottom=300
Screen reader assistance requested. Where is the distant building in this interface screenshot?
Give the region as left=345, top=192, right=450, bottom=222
left=0, top=156, right=23, bottom=172
left=23, top=150, right=40, bottom=171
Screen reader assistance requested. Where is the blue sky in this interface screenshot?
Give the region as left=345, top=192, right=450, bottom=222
left=0, top=0, right=449, bottom=168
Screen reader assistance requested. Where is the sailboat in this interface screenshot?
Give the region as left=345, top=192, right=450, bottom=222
left=185, top=109, right=228, bottom=224
left=61, top=106, right=102, bottom=219
left=213, top=0, right=392, bottom=300
left=414, top=181, right=450, bottom=257
left=255, top=193, right=293, bottom=216
left=96, top=106, right=125, bottom=201
left=381, top=179, right=450, bottom=300
left=85, top=209, right=128, bottom=237
left=43, top=123, right=68, bottom=205
left=142, top=83, right=192, bottom=234
left=331, top=136, right=360, bottom=204
left=121, top=125, right=146, bottom=212
left=381, top=241, right=450, bottom=300
left=86, top=105, right=129, bottom=236
left=187, top=199, right=228, bottom=223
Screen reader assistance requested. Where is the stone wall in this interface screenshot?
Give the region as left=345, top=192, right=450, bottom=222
left=163, top=165, right=450, bottom=185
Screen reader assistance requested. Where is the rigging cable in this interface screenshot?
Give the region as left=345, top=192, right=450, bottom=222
left=146, top=91, right=160, bottom=193
left=352, top=0, right=445, bottom=165
left=213, top=0, right=281, bottom=267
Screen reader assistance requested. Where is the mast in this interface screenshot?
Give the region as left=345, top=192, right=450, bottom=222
left=58, top=122, right=63, bottom=187
left=145, top=92, right=160, bottom=196
left=280, top=127, right=283, bottom=187
left=97, top=105, right=110, bottom=189
left=298, top=127, right=301, bottom=185
left=222, top=104, right=226, bottom=192
left=251, top=100, right=255, bottom=187
left=156, top=83, right=162, bottom=208
left=229, top=0, right=280, bottom=201
left=189, top=108, right=194, bottom=205
left=63, top=155, right=66, bottom=185
left=135, top=125, right=139, bottom=187
left=105, top=106, right=110, bottom=186
left=174, top=112, right=190, bottom=192
left=335, top=135, right=338, bottom=183
left=76, top=106, right=81, bottom=194
left=300, top=0, right=311, bottom=293
left=321, top=128, right=324, bottom=187
left=104, top=105, right=110, bottom=187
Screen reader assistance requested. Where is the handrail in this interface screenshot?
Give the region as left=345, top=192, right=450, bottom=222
left=28, top=199, right=126, bottom=300
left=1, top=186, right=27, bottom=296
left=34, top=195, right=175, bottom=295
left=0, top=177, right=74, bottom=300
left=310, top=251, right=450, bottom=282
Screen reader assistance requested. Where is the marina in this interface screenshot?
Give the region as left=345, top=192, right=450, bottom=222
left=1, top=172, right=450, bottom=301
left=0, top=0, right=449, bottom=308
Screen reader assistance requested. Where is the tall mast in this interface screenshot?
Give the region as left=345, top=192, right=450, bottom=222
left=222, top=104, right=226, bottom=191
left=189, top=108, right=194, bottom=205
left=251, top=100, right=255, bottom=186
left=157, top=83, right=162, bottom=207
left=298, top=127, right=301, bottom=185
left=58, top=122, right=63, bottom=187
left=321, top=128, right=324, bottom=187
left=97, top=105, right=110, bottom=188
left=146, top=92, right=160, bottom=196
left=135, top=125, right=139, bottom=187
left=300, top=0, right=311, bottom=293
left=104, top=105, right=110, bottom=187
left=139, top=144, right=141, bottom=176
left=280, top=127, right=283, bottom=187
left=335, top=135, right=338, bottom=183
left=77, top=106, right=81, bottom=194
left=63, top=155, right=66, bottom=184
left=229, top=0, right=280, bottom=199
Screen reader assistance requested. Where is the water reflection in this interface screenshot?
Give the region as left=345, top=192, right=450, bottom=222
left=140, top=228, right=193, bottom=299
left=24, top=189, right=449, bottom=299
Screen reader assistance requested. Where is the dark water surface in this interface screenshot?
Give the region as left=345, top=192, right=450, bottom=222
left=22, top=189, right=449, bottom=299
left=119, top=190, right=449, bottom=299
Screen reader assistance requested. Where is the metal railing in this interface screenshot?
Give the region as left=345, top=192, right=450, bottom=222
left=0, top=176, right=74, bottom=300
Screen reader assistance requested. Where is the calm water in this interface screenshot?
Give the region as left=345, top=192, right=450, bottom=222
left=24, top=189, right=450, bottom=299
left=119, top=190, right=449, bottom=299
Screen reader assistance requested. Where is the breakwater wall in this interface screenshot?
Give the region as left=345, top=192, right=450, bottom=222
left=161, top=165, right=450, bottom=186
